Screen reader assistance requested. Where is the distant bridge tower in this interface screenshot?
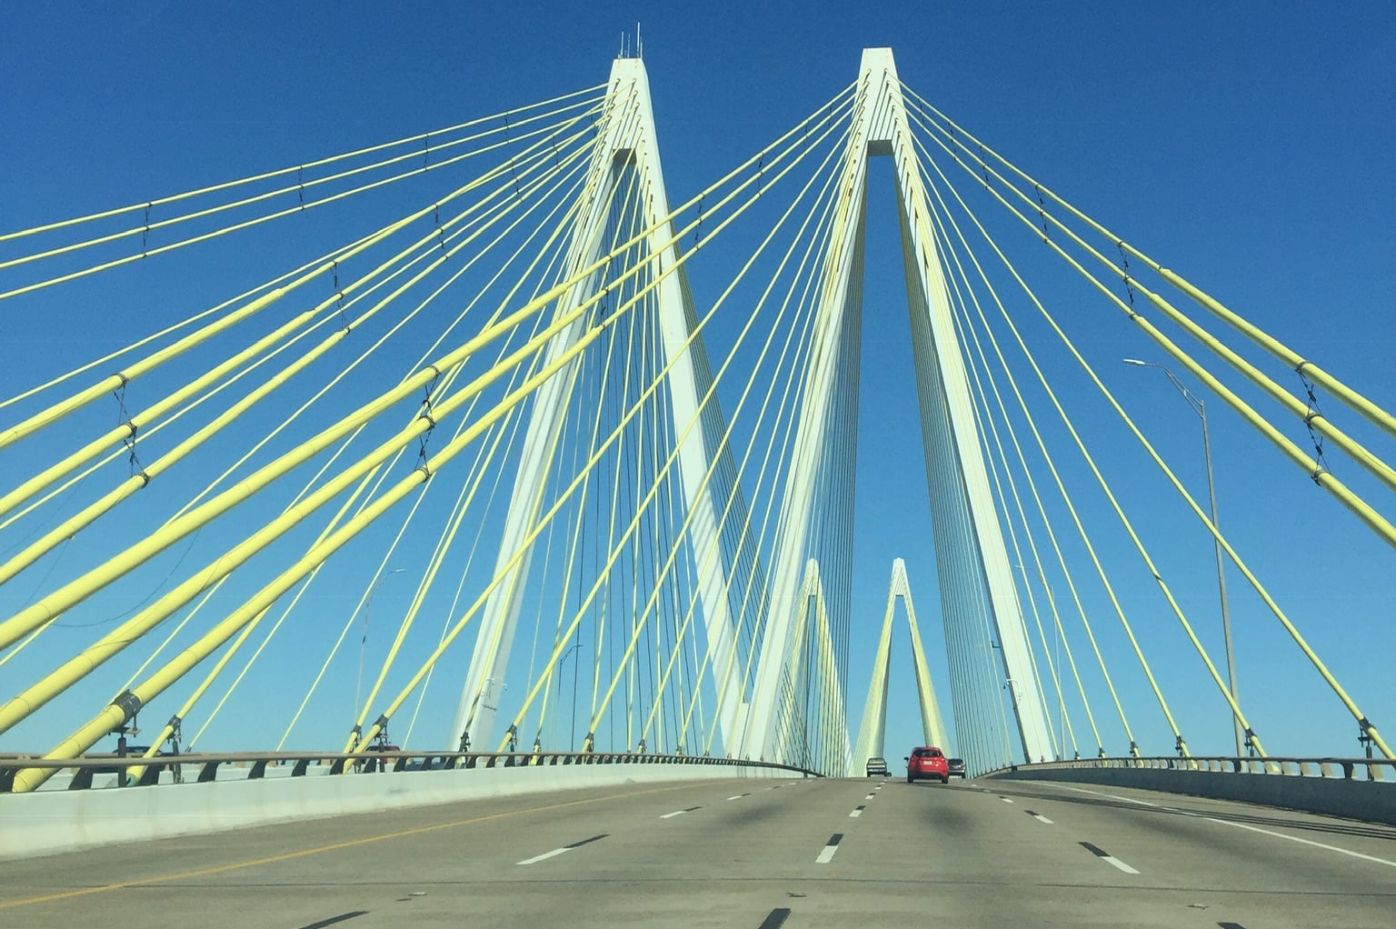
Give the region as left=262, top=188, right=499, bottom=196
left=851, top=558, right=948, bottom=774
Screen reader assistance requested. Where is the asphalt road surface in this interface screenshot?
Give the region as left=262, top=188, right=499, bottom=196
left=2, top=774, right=1393, bottom=927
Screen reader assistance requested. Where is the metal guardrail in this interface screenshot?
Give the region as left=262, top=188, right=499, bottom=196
left=0, top=750, right=815, bottom=793
left=989, top=754, right=1394, bottom=782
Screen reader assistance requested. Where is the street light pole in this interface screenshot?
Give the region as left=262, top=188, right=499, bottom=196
left=1123, top=359, right=1243, bottom=757
left=354, top=568, right=405, bottom=734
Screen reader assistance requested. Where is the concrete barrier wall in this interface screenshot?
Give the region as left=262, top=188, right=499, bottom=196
left=990, top=765, right=1396, bottom=826
left=0, top=762, right=793, bottom=860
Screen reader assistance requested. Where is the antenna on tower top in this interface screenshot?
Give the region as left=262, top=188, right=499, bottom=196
left=617, top=24, right=643, bottom=60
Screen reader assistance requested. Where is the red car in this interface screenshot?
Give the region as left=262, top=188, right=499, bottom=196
left=905, top=746, right=950, bottom=784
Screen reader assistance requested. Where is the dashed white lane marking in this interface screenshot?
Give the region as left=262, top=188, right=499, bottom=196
left=1053, top=783, right=1396, bottom=869
left=1025, top=810, right=1054, bottom=824
left=849, top=804, right=866, bottom=818
left=517, top=833, right=607, bottom=865
left=660, top=806, right=702, bottom=820
left=516, top=847, right=568, bottom=865
left=864, top=793, right=875, bottom=800
left=999, top=796, right=1014, bottom=803
left=815, top=833, right=843, bottom=864
left=1102, top=854, right=1140, bottom=874
left=1081, top=841, right=1140, bottom=874
left=727, top=793, right=749, bottom=801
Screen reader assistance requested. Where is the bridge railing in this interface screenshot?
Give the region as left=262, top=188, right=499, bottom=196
left=989, top=754, right=1393, bottom=781
left=0, top=750, right=814, bottom=792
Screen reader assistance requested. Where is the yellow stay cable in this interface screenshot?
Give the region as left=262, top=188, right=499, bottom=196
left=130, top=163, right=596, bottom=759
left=349, top=157, right=648, bottom=746
left=0, top=142, right=596, bottom=585
left=0, top=106, right=594, bottom=455
left=0, top=84, right=606, bottom=243
left=534, top=162, right=647, bottom=743
left=727, top=81, right=878, bottom=760
left=583, top=104, right=854, bottom=748
left=0, top=215, right=466, bottom=539
left=348, top=95, right=857, bottom=756
left=7, top=86, right=857, bottom=779
left=280, top=171, right=591, bottom=749
left=924, top=155, right=1263, bottom=758
left=0, top=144, right=655, bottom=733
left=636, top=134, right=847, bottom=746
left=909, top=98, right=1396, bottom=493
left=585, top=191, right=651, bottom=728
left=926, top=173, right=1102, bottom=755
left=430, top=88, right=858, bottom=745
left=0, top=102, right=680, bottom=650
left=951, top=274, right=1102, bottom=756
left=0, top=95, right=603, bottom=273
left=909, top=112, right=1396, bottom=547
left=0, top=225, right=392, bottom=412
left=691, top=289, right=822, bottom=753
left=902, top=85, right=1396, bottom=439
left=644, top=174, right=838, bottom=748
left=911, top=158, right=1167, bottom=755
left=926, top=140, right=1393, bottom=761
left=0, top=109, right=603, bottom=315
left=954, top=303, right=1073, bottom=758
left=508, top=105, right=857, bottom=749
left=495, top=100, right=650, bottom=742
left=696, top=210, right=837, bottom=755
left=16, top=272, right=690, bottom=792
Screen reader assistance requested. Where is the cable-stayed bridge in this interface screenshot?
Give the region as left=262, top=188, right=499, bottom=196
left=1, top=48, right=1393, bottom=928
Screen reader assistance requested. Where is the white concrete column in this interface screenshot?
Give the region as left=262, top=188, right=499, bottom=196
left=453, top=57, right=753, bottom=752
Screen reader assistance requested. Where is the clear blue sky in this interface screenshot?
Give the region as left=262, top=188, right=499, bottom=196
left=1, top=2, right=1392, bottom=761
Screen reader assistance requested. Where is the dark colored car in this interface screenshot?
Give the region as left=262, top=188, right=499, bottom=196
left=865, top=756, right=888, bottom=777
left=947, top=757, right=966, bottom=778
left=905, top=746, right=949, bottom=784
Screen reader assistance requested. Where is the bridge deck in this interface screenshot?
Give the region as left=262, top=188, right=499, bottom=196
left=2, top=777, right=1393, bottom=927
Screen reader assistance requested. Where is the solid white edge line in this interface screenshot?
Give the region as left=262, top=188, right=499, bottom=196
left=1050, top=783, right=1396, bottom=869
left=1202, top=815, right=1396, bottom=869
left=516, top=847, right=570, bottom=866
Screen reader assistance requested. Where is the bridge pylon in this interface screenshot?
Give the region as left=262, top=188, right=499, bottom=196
left=745, top=48, right=1054, bottom=772
left=451, top=54, right=754, bottom=753
left=850, top=558, right=948, bottom=775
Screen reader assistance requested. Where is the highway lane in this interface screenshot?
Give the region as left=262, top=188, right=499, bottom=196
left=1, top=774, right=1393, bottom=927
